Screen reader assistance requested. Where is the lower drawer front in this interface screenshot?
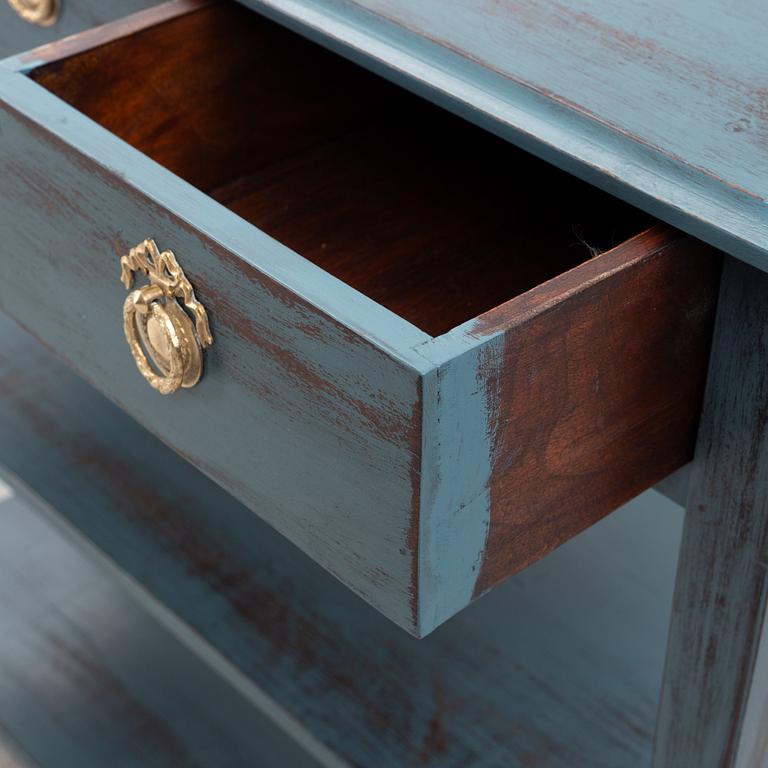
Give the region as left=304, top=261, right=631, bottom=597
left=0, top=0, right=158, bottom=57
left=0, top=457, right=328, bottom=768
left=0, top=1, right=721, bottom=635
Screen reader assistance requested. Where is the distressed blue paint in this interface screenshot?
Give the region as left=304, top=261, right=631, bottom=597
left=239, top=0, right=768, bottom=273
left=0, top=67, right=430, bottom=364
left=0, top=317, right=684, bottom=766
left=655, top=258, right=768, bottom=766
left=0, top=466, right=337, bottom=768
left=0, top=0, right=159, bottom=58
left=415, top=335, right=503, bottom=635
left=0, top=8, right=713, bottom=637
left=0, top=66, right=428, bottom=634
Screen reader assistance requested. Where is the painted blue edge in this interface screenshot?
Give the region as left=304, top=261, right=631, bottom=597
left=414, top=336, right=501, bottom=636
left=0, top=62, right=432, bottom=373
left=234, top=0, right=768, bottom=274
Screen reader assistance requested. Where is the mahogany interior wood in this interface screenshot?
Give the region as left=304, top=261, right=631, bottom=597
left=32, top=1, right=653, bottom=336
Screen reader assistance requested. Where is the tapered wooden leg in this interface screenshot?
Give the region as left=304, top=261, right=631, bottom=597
left=654, top=256, right=768, bottom=767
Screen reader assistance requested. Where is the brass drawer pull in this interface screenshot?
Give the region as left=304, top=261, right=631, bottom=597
left=7, top=0, right=59, bottom=26
left=120, top=239, right=213, bottom=395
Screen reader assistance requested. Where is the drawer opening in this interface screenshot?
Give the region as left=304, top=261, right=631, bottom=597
left=31, top=1, right=653, bottom=337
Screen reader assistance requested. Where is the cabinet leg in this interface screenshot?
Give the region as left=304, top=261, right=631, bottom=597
left=654, top=256, right=768, bottom=767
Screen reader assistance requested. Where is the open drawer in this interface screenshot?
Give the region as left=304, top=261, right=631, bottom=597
left=0, top=0, right=721, bottom=636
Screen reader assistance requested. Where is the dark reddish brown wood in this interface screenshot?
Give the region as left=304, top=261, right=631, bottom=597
left=1, top=8, right=428, bottom=633
left=211, top=129, right=649, bottom=336
left=472, top=229, right=722, bottom=596
left=31, top=2, right=651, bottom=336
left=30, top=2, right=382, bottom=196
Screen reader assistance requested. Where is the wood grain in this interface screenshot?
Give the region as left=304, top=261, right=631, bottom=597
left=655, top=257, right=768, bottom=767
left=8, top=0, right=212, bottom=70
left=0, top=60, right=428, bottom=633
left=0, top=314, right=684, bottom=767
left=469, top=229, right=722, bottom=598
left=736, top=604, right=768, bottom=768
left=31, top=1, right=649, bottom=336
left=29, top=2, right=384, bottom=200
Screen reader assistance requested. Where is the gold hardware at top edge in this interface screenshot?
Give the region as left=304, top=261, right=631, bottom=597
left=7, top=0, right=59, bottom=26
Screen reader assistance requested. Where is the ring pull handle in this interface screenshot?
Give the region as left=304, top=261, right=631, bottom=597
left=7, top=0, right=59, bottom=26
left=120, top=239, right=213, bottom=395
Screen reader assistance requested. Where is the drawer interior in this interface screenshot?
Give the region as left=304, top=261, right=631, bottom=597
left=31, top=1, right=652, bottom=336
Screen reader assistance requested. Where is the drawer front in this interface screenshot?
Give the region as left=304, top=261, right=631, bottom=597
left=0, top=25, right=431, bottom=634
left=0, top=2, right=721, bottom=636
left=0, top=0, right=158, bottom=56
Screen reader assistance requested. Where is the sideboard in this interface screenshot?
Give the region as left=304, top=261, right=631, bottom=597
left=0, top=1, right=765, bottom=765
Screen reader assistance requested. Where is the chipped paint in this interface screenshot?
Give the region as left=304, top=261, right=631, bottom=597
left=0, top=69, right=427, bottom=634
left=415, top=332, right=503, bottom=636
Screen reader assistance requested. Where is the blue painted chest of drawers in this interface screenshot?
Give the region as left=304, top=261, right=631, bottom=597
left=0, top=0, right=720, bottom=636
left=0, top=0, right=766, bottom=765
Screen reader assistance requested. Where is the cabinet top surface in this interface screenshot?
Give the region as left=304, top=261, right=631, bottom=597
left=243, top=0, right=768, bottom=269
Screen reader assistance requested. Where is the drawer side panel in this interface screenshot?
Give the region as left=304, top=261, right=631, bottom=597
left=471, top=230, right=721, bottom=598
